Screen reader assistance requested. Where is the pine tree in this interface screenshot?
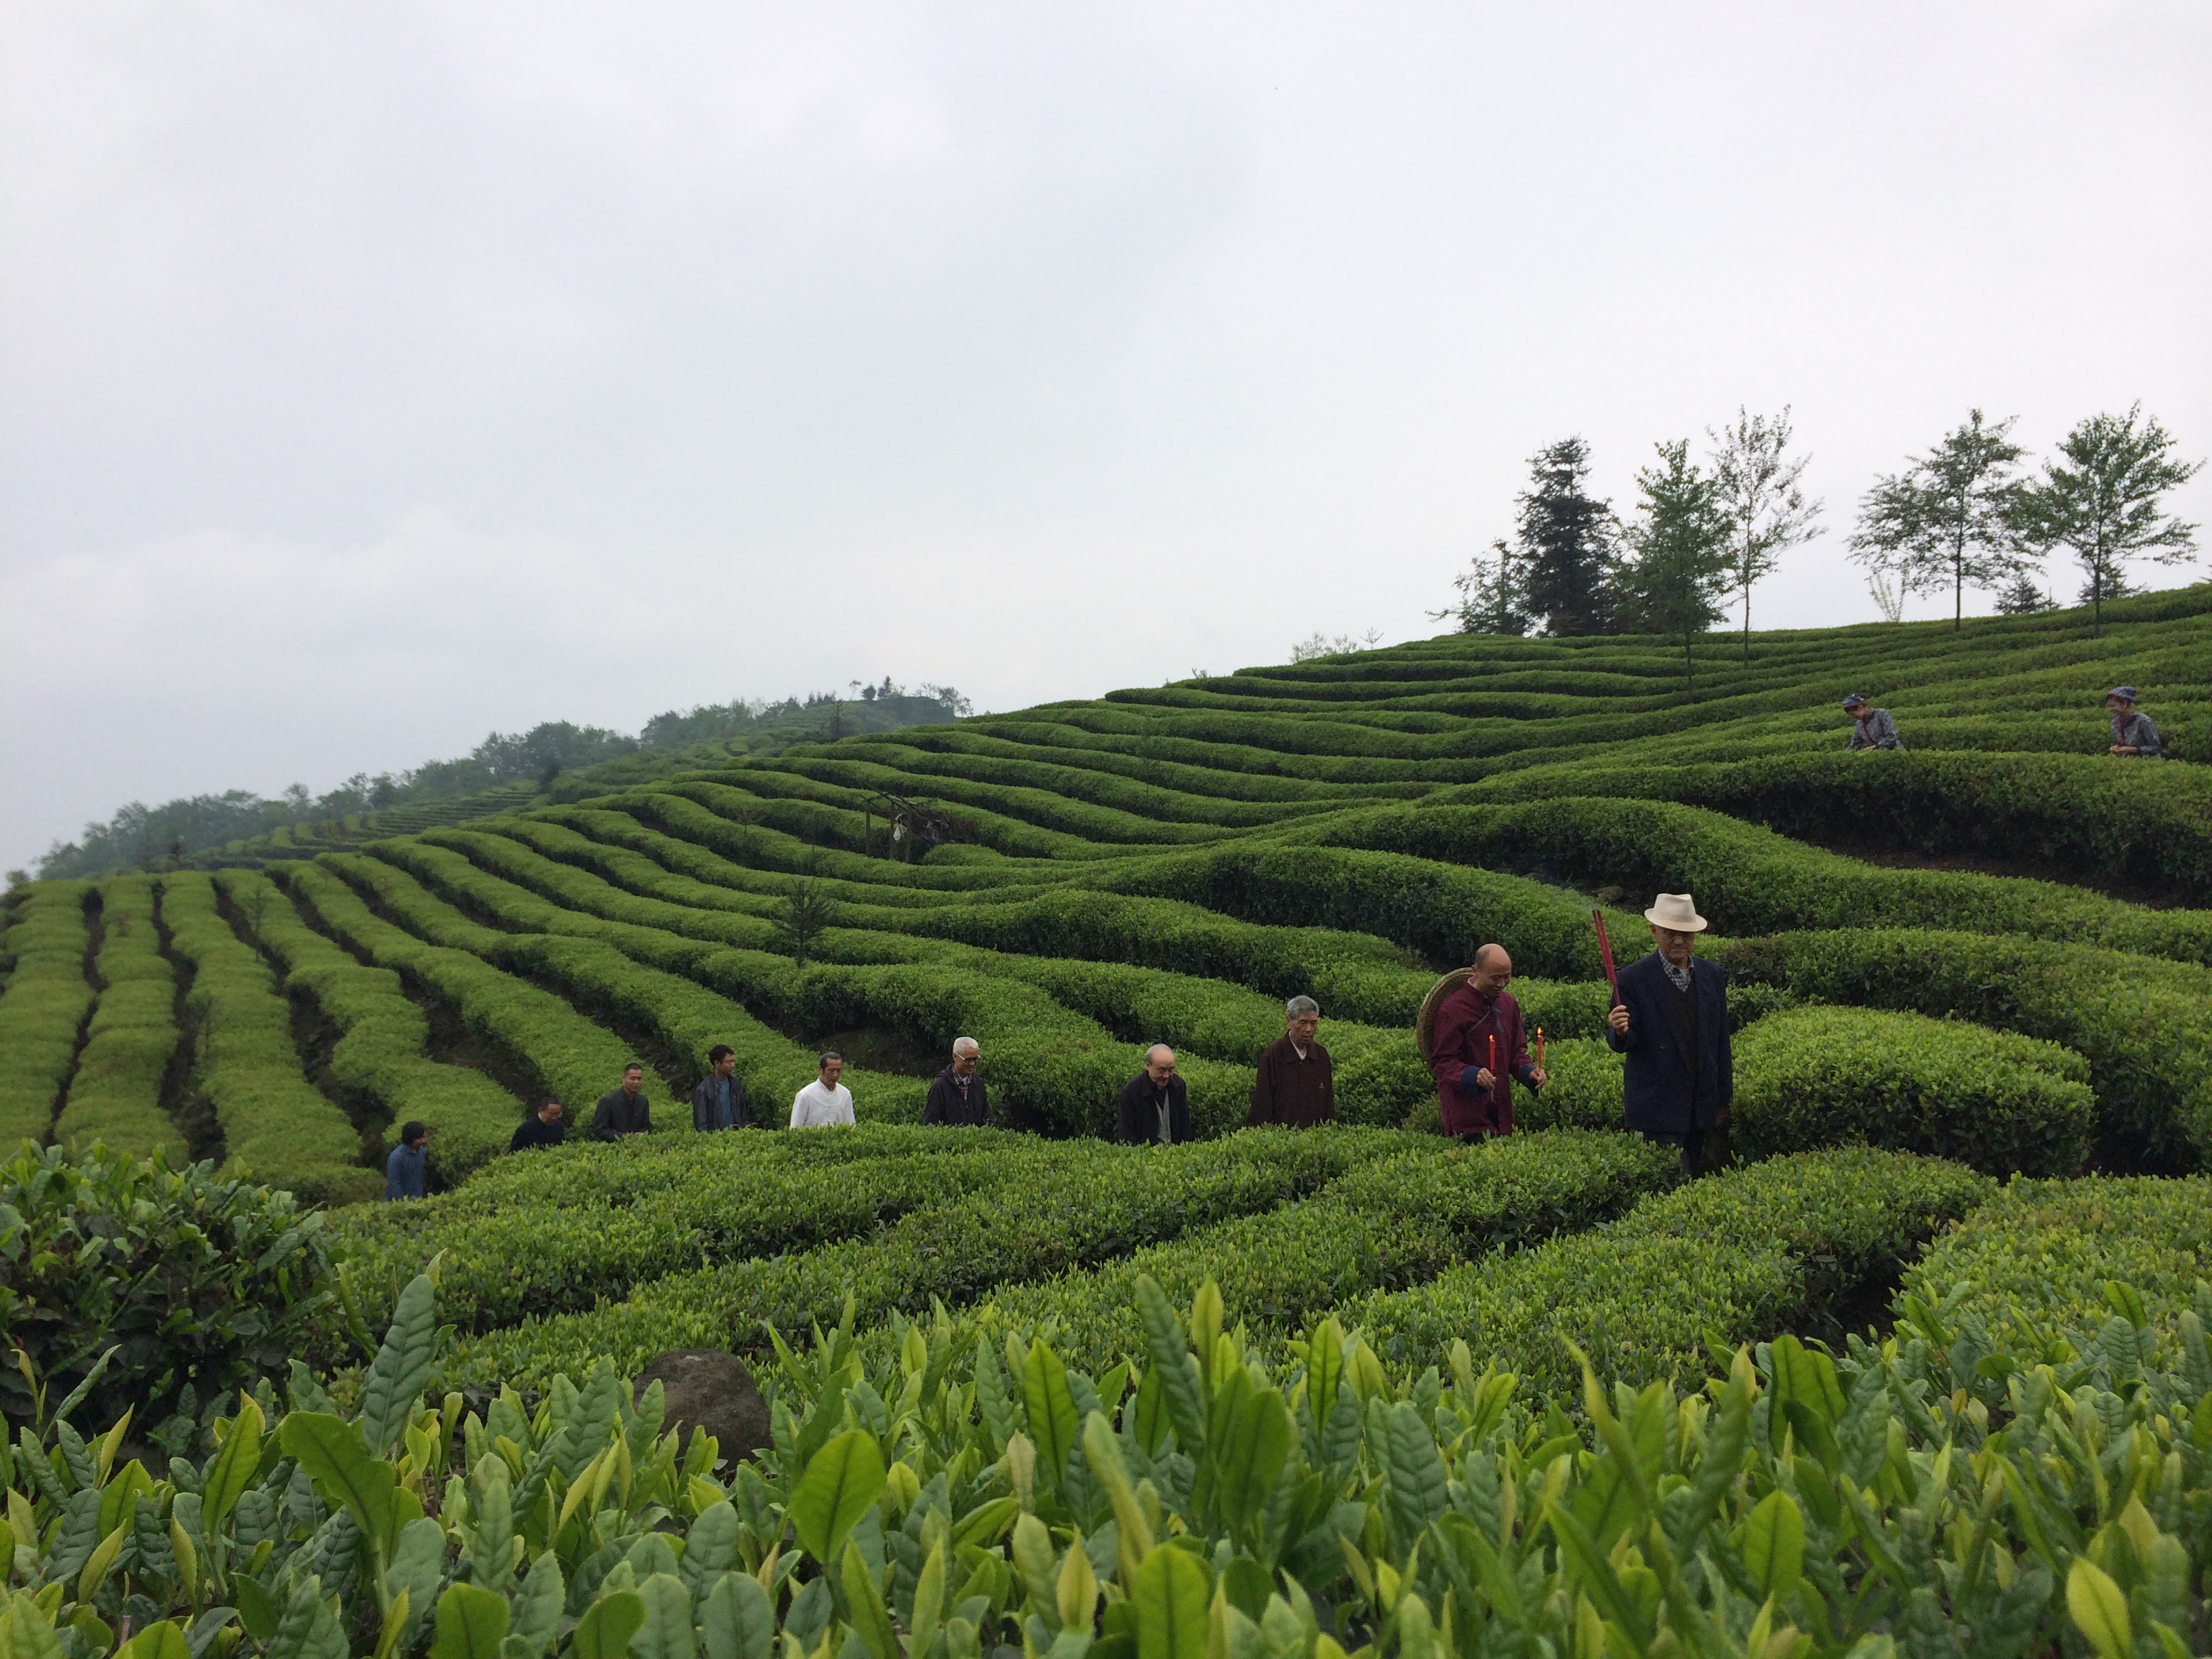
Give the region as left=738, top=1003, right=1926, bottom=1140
left=1516, top=437, right=1618, bottom=636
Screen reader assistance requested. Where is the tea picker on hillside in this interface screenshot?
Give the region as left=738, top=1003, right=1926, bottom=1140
left=384, top=1120, right=430, bottom=1199
left=1116, top=1045, right=1192, bottom=1145
left=1605, top=893, right=1732, bottom=1174
left=1421, top=945, right=1545, bottom=1139
left=1842, top=695, right=1904, bottom=750
left=2106, top=687, right=2164, bottom=758
left=924, top=1037, right=993, bottom=1126
left=693, top=1044, right=748, bottom=1130
left=510, top=1097, right=566, bottom=1151
left=791, top=1052, right=857, bottom=1128
left=1248, top=996, right=1334, bottom=1126
left=590, top=1063, right=653, bottom=1140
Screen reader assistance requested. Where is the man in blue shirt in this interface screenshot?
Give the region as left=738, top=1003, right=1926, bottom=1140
left=691, top=1045, right=749, bottom=1130
left=384, top=1120, right=430, bottom=1200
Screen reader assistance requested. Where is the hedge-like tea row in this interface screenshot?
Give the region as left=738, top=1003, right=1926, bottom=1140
left=372, top=838, right=1261, bottom=1138
left=1904, top=1174, right=2212, bottom=1349
left=274, top=859, right=640, bottom=1179
left=336, top=1135, right=1016, bottom=1340
left=159, top=874, right=377, bottom=1205
left=0, top=881, right=94, bottom=1145
left=218, top=868, right=526, bottom=1163
left=1317, top=797, right=2212, bottom=968
left=1468, top=747, right=2212, bottom=905
left=1730, top=1004, right=2093, bottom=1174
left=965, top=1128, right=1680, bottom=1375
left=50, top=876, right=186, bottom=1161
left=440, top=1127, right=1391, bottom=1395
left=1355, top=1146, right=1992, bottom=1395
left=1713, top=926, right=2212, bottom=1169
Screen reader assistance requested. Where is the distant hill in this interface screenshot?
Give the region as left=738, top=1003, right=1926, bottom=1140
left=27, top=684, right=968, bottom=880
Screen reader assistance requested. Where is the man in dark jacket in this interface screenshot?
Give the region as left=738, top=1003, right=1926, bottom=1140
left=1604, top=893, right=1732, bottom=1174
left=693, top=1045, right=748, bottom=1130
left=510, top=1097, right=566, bottom=1151
left=591, top=1063, right=653, bottom=1141
left=923, top=1038, right=993, bottom=1126
left=385, top=1121, right=430, bottom=1198
left=1248, top=996, right=1334, bottom=1126
left=1426, top=945, right=1546, bottom=1138
left=1115, top=1045, right=1191, bottom=1145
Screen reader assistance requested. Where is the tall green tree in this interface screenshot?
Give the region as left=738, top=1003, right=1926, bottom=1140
left=1616, top=440, right=1734, bottom=699
left=1516, top=436, right=1619, bottom=636
left=2015, top=404, right=2201, bottom=638
left=1848, top=409, right=2029, bottom=630
left=1708, top=406, right=1823, bottom=663
left=1432, top=537, right=1531, bottom=636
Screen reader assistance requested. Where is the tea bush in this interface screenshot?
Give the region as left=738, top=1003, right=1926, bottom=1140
left=51, top=878, right=186, bottom=1163
left=0, top=1139, right=335, bottom=1444
left=0, top=881, right=94, bottom=1144
left=1729, top=1005, right=2094, bottom=1175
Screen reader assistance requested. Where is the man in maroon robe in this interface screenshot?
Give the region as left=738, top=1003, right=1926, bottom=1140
left=1427, top=943, right=1547, bottom=1137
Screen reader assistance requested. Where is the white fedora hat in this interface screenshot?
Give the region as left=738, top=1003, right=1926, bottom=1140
left=1643, top=893, right=1708, bottom=933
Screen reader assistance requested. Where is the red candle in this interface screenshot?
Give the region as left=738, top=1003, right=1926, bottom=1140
left=1537, top=1027, right=1544, bottom=1068
left=1488, top=1033, right=1496, bottom=1085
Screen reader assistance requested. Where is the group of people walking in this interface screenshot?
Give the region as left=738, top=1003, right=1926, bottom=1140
left=383, top=678, right=2169, bottom=1197
left=1841, top=683, right=2163, bottom=758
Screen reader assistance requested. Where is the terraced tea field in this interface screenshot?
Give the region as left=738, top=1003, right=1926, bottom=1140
left=4, top=587, right=2209, bottom=1394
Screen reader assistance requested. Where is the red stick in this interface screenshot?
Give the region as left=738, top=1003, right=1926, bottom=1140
left=1593, top=909, right=1620, bottom=1006
left=1537, top=1026, right=1545, bottom=1069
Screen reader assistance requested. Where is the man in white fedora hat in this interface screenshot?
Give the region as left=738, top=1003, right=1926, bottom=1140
left=1604, top=892, right=1732, bottom=1174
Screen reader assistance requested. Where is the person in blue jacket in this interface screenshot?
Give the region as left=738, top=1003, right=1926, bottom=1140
left=384, top=1120, right=430, bottom=1200
left=1603, top=894, right=1732, bottom=1174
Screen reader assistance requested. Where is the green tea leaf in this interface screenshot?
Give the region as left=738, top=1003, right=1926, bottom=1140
left=632, top=1573, right=697, bottom=1659
left=700, top=1570, right=775, bottom=1659
left=1741, top=1489, right=1805, bottom=1601
left=1023, top=1341, right=1081, bottom=1496
left=428, top=1584, right=510, bottom=1659
left=570, top=1592, right=647, bottom=1659
left=2066, top=1557, right=2132, bottom=1659
left=1132, top=1542, right=1209, bottom=1659
left=787, top=1429, right=886, bottom=1566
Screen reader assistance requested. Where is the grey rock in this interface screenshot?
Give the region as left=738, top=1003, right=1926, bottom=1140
left=634, top=1349, right=771, bottom=1467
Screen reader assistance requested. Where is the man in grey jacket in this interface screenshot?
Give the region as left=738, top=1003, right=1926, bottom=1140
left=1843, top=695, right=1903, bottom=750
left=693, top=1044, right=748, bottom=1130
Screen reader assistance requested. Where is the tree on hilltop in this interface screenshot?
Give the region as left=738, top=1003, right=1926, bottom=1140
left=1516, top=436, right=1620, bottom=636
left=1993, top=572, right=2056, bottom=615
left=1848, top=409, right=2030, bottom=631
left=1614, top=440, right=1735, bottom=700
left=2014, top=405, right=2200, bottom=639
left=1709, top=407, right=1823, bottom=663
left=1431, top=539, right=1531, bottom=636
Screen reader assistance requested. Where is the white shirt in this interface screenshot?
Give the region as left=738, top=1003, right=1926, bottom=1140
left=790, top=1080, right=855, bottom=1128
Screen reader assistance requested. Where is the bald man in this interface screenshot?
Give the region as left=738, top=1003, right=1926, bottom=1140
left=1426, top=944, right=1546, bottom=1138
left=1115, top=1044, right=1192, bottom=1145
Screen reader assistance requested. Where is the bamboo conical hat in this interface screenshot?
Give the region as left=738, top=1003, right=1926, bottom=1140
left=1414, top=966, right=1476, bottom=1063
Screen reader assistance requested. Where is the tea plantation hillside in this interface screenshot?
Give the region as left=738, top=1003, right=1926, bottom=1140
left=5, top=587, right=2212, bottom=1388
left=14, top=590, right=2212, bottom=1659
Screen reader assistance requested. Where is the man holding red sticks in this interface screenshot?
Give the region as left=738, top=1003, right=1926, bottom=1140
left=1425, top=943, right=1547, bottom=1139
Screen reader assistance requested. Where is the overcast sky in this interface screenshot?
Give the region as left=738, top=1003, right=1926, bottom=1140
left=4, top=3, right=2207, bottom=868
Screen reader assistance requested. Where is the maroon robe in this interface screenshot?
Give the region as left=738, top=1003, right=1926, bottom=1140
left=1426, top=981, right=1536, bottom=1136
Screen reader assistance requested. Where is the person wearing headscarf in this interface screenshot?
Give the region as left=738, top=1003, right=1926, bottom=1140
left=2105, top=687, right=2163, bottom=758
left=1842, top=694, right=1904, bottom=750
left=1604, top=893, right=1732, bottom=1174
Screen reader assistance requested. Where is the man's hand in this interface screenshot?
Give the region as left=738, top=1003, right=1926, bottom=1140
left=1607, top=1004, right=1631, bottom=1033
left=1528, top=1065, right=1547, bottom=1088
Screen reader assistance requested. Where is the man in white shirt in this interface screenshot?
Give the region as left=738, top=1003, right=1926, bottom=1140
left=790, top=1052, right=857, bottom=1128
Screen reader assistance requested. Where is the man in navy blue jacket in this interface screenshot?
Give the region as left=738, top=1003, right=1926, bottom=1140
left=1604, top=893, right=1732, bottom=1174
